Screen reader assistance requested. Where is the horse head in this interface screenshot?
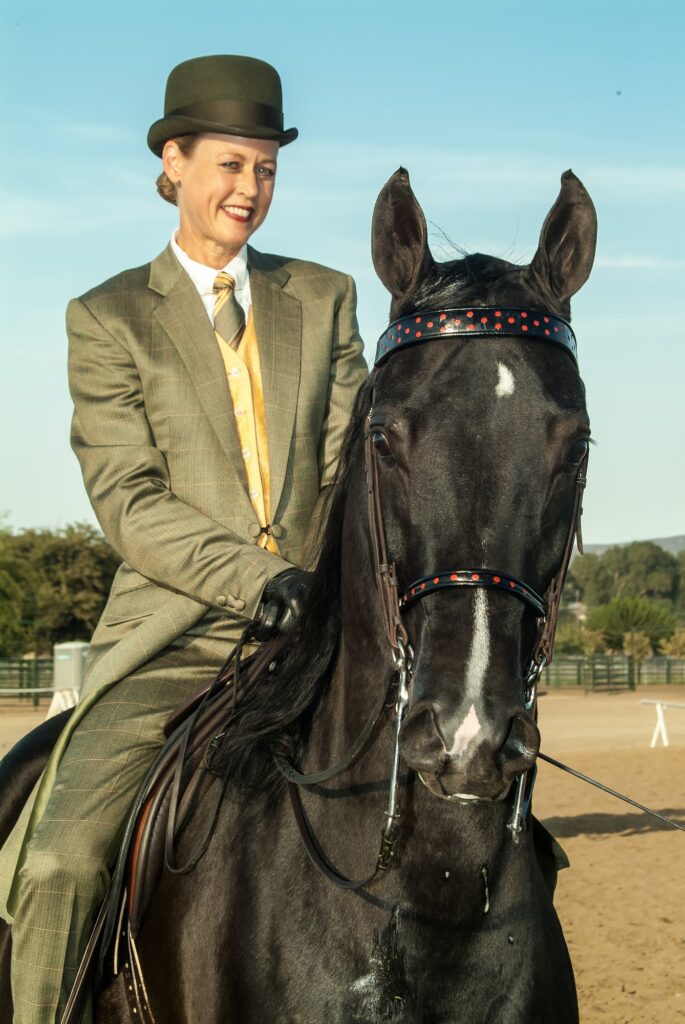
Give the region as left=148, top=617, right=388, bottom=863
left=364, top=167, right=597, bottom=802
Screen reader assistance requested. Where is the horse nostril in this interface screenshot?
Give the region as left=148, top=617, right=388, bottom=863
left=496, top=712, right=540, bottom=782
left=400, top=705, right=446, bottom=772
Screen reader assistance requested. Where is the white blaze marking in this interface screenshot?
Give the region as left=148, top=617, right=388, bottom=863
left=449, top=704, right=482, bottom=757
left=496, top=361, right=515, bottom=397
left=466, top=589, right=491, bottom=693
left=447, top=589, right=490, bottom=756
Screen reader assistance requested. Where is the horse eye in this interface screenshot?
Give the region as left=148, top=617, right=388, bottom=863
left=567, top=439, right=589, bottom=467
left=372, top=431, right=394, bottom=462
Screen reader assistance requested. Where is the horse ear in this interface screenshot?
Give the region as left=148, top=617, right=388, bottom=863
left=372, top=167, right=434, bottom=299
left=530, top=170, right=597, bottom=303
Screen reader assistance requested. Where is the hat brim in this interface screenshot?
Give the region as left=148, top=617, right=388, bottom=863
left=147, top=116, right=298, bottom=156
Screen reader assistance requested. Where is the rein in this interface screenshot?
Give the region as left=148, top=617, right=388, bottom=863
left=538, top=753, right=685, bottom=833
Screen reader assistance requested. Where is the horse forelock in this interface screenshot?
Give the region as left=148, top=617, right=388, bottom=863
left=394, top=252, right=571, bottom=323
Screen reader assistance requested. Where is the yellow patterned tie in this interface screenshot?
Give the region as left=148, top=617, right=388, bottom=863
left=213, top=272, right=245, bottom=350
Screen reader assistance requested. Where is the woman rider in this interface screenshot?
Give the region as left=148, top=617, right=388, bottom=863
left=0, top=54, right=367, bottom=1022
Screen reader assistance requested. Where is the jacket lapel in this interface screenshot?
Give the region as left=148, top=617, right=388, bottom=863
left=149, top=245, right=244, bottom=473
left=248, top=246, right=302, bottom=518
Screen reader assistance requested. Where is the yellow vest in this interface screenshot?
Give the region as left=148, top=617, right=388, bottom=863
left=214, top=310, right=279, bottom=554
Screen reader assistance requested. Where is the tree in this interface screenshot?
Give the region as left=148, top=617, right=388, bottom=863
left=601, top=542, right=679, bottom=602
left=622, top=631, right=653, bottom=660
left=571, top=542, right=680, bottom=608
left=588, top=596, right=676, bottom=651
left=555, top=622, right=585, bottom=655
left=581, top=628, right=605, bottom=655
left=677, top=551, right=685, bottom=612
left=662, top=629, right=685, bottom=657
left=0, top=524, right=120, bottom=656
left=569, top=553, right=613, bottom=605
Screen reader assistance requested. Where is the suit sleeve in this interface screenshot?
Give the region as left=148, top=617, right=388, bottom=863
left=318, top=274, right=368, bottom=488
left=67, top=297, right=292, bottom=620
left=303, top=274, right=368, bottom=564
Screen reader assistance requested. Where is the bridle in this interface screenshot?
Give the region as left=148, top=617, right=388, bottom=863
left=273, top=305, right=588, bottom=886
left=366, top=305, right=587, bottom=700
left=365, top=304, right=588, bottom=840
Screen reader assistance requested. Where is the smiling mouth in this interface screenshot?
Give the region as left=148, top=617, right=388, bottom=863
left=221, top=205, right=253, bottom=222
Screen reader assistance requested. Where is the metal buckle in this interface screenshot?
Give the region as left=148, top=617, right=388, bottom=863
left=523, top=655, right=547, bottom=711
left=380, top=637, right=414, bottom=862
left=391, top=636, right=412, bottom=709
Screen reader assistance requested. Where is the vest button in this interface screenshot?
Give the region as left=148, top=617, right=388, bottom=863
left=270, top=524, right=284, bottom=539
left=217, top=595, right=227, bottom=606
left=233, top=598, right=246, bottom=611
left=247, top=523, right=262, bottom=538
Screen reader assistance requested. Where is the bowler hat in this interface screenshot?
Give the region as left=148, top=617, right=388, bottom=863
left=147, top=55, right=298, bottom=156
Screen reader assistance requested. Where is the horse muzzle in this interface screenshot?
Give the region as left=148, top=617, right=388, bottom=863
left=400, top=700, right=540, bottom=801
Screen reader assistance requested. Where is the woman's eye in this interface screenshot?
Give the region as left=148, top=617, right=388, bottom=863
left=567, top=439, right=589, bottom=466
left=372, top=431, right=394, bottom=462
left=221, top=162, right=241, bottom=171
left=257, top=166, right=275, bottom=178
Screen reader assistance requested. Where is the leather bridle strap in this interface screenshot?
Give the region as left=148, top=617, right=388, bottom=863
left=364, top=411, right=409, bottom=653
left=534, top=448, right=588, bottom=667
left=287, top=782, right=390, bottom=890
left=271, top=672, right=393, bottom=786
left=401, top=569, right=546, bottom=617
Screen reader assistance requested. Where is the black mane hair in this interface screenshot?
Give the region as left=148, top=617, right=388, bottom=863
left=210, top=376, right=375, bottom=793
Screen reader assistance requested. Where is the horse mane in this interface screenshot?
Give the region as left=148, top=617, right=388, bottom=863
left=209, top=375, right=375, bottom=794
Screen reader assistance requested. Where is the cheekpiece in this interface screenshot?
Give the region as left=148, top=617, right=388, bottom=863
left=375, top=307, right=577, bottom=367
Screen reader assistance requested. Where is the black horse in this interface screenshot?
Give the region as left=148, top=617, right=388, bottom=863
left=1, top=167, right=596, bottom=1023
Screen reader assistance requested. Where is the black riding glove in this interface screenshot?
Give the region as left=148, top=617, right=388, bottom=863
left=255, top=568, right=312, bottom=641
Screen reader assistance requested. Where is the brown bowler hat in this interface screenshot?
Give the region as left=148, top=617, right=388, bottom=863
left=147, top=54, right=298, bottom=156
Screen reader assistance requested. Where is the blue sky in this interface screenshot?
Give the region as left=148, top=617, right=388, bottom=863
left=1, top=0, right=683, bottom=544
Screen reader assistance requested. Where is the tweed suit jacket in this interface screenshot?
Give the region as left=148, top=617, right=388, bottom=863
left=0, top=243, right=367, bottom=915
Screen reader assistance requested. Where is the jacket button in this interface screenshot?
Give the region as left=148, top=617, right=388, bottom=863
left=247, top=523, right=262, bottom=539
left=217, top=595, right=227, bottom=606
left=233, top=598, right=246, bottom=611
left=271, top=524, right=284, bottom=539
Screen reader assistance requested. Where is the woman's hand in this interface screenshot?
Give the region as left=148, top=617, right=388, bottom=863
left=256, top=568, right=312, bottom=640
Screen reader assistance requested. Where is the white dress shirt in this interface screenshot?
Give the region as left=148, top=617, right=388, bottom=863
left=170, top=232, right=252, bottom=323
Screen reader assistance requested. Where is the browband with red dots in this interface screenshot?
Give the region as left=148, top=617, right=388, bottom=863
left=375, top=307, right=577, bottom=366
left=400, top=568, right=547, bottom=618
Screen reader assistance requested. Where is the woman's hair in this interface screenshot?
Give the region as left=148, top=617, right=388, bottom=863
left=155, top=134, right=200, bottom=205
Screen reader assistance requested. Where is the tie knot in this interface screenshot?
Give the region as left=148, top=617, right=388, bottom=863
left=214, top=272, right=236, bottom=294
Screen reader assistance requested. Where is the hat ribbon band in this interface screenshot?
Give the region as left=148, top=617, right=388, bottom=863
left=166, top=99, right=284, bottom=132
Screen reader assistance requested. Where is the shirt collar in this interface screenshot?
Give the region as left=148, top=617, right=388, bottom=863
left=170, top=232, right=249, bottom=297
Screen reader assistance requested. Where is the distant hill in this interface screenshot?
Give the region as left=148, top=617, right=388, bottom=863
left=581, top=535, right=685, bottom=557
